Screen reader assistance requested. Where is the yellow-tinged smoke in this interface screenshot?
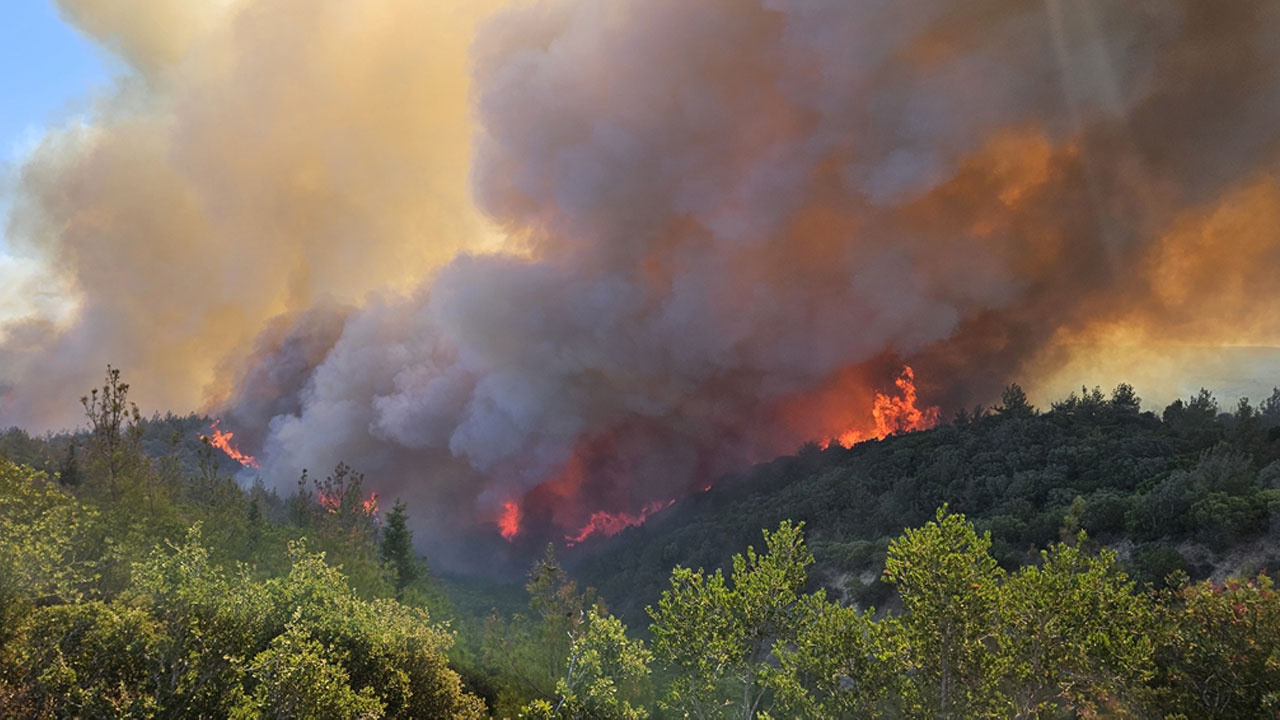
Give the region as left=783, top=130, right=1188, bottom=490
left=1, top=0, right=506, bottom=428
left=1031, top=172, right=1280, bottom=407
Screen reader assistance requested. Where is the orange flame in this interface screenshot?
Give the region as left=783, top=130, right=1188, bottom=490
left=498, top=500, right=521, bottom=541
left=204, top=419, right=260, bottom=469
left=565, top=498, right=674, bottom=546
left=318, top=491, right=340, bottom=514
left=823, top=365, right=939, bottom=449
left=318, top=490, right=379, bottom=517
left=495, top=366, right=936, bottom=543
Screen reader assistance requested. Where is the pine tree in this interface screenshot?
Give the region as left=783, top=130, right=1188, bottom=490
left=57, top=443, right=80, bottom=488
left=995, top=383, right=1035, bottom=418
left=380, top=499, right=419, bottom=597
left=246, top=497, right=264, bottom=552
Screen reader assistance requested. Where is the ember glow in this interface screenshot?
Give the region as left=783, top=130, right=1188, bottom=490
left=204, top=420, right=259, bottom=469
left=824, top=366, right=941, bottom=450
left=319, top=491, right=340, bottom=514
left=498, top=500, right=521, bottom=541
left=565, top=499, right=675, bottom=546
left=318, top=490, right=379, bottom=518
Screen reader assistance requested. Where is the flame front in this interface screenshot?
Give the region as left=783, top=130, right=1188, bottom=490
left=496, top=366, right=939, bottom=544
left=498, top=500, right=521, bottom=541
left=362, top=492, right=379, bottom=518
left=318, top=490, right=379, bottom=517
left=205, top=419, right=259, bottom=469
left=824, top=366, right=940, bottom=450
left=565, top=498, right=675, bottom=546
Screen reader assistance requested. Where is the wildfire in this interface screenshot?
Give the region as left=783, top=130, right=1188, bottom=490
left=318, top=491, right=340, bottom=514
left=823, top=366, right=940, bottom=449
left=565, top=498, right=674, bottom=546
left=203, top=419, right=259, bottom=469
left=493, top=366, right=937, bottom=543
left=498, top=500, right=521, bottom=541
left=317, top=490, right=379, bottom=517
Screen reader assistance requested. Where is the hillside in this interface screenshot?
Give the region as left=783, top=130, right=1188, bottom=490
left=575, top=384, right=1280, bottom=623
left=5, top=376, right=1280, bottom=717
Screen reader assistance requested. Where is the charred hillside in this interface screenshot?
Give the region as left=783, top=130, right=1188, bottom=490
left=574, top=385, right=1280, bottom=624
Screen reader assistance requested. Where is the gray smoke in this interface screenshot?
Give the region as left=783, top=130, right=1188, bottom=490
left=6, top=0, right=1280, bottom=570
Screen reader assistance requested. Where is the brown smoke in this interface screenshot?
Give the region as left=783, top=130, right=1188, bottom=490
left=3, top=0, right=1279, bottom=569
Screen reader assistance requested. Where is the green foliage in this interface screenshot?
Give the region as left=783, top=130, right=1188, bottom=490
left=0, top=602, right=161, bottom=718
left=1146, top=574, right=1280, bottom=718
left=80, top=364, right=145, bottom=500
left=231, top=622, right=385, bottom=720
left=1111, top=383, right=1142, bottom=414
left=0, top=460, right=101, bottom=636
left=657, top=513, right=1166, bottom=719
left=478, top=545, right=653, bottom=718
left=380, top=499, right=420, bottom=598
left=1001, top=536, right=1155, bottom=717
left=0, top=521, right=484, bottom=718
left=6, top=368, right=1280, bottom=718
left=483, top=544, right=598, bottom=704
left=0, top=377, right=476, bottom=713
left=581, top=380, right=1280, bottom=627
left=884, top=507, right=1006, bottom=718
left=648, top=521, right=814, bottom=719
left=522, top=608, right=652, bottom=720
left=765, top=598, right=897, bottom=718
left=996, top=383, right=1035, bottom=418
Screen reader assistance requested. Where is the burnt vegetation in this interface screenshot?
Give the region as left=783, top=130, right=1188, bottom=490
left=3, top=368, right=1280, bottom=718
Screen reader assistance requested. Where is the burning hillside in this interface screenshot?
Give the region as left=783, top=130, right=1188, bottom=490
left=4, top=0, right=1280, bottom=569
left=204, top=420, right=259, bottom=470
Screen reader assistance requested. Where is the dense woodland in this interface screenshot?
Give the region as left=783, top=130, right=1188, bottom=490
left=2, top=368, right=1280, bottom=718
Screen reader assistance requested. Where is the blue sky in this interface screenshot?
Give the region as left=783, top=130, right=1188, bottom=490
left=1, top=1, right=112, bottom=255
left=1, top=2, right=109, bottom=161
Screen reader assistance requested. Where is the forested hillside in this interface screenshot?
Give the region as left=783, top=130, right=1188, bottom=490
left=579, top=383, right=1280, bottom=621
left=3, top=369, right=1280, bottom=718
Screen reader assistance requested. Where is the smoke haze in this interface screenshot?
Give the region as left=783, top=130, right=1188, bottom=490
left=3, top=0, right=1279, bottom=568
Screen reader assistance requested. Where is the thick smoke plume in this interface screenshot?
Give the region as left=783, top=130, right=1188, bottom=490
left=4, top=0, right=1280, bottom=570
left=1, top=0, right=503, bottom=428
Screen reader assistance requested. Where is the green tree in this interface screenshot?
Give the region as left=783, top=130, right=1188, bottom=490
left=231, top=621, right=385, bottom=720
left=0, top=601, right=162, bottom=718
left=1001, top=536, right=1155, bottom=717
left=380, top=499, right=420, bottom=598
left=764, top=598, right=899, bottom=719
left=124, top=524, right=273, bottom=716
left=1, top=527, right=484, bottom=719
left=523, top=606, right=652, bottom=720
left=648, top=521, right=812, bottom=720
left=483, top=544, right=598, bottom=706
left=81, top=365, right=144, bottom=500
left=883, top=507, right=1006, bottom=718
left=0, top=460, right=100, bottom=626
left=996, top=383, right=1035, bottom=418
left=1146, top=574, right=1280, bottom=718
left=1110, top=383, right=1142, bottom=414
left=1228, top=396, right=1266, bottom=456
left=57, top=443, right=80, bottom=488
left=1260, top=387, right=1280, bottom=427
